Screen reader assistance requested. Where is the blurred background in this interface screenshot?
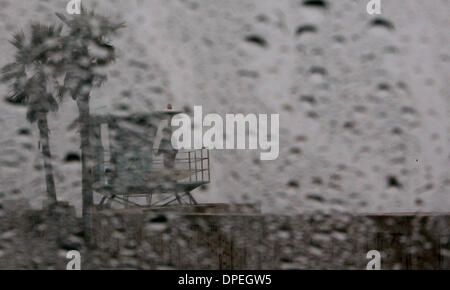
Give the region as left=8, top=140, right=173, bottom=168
left=0, top=0, right=448, bottom=215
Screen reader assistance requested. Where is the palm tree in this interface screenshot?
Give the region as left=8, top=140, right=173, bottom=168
left=56, top=9, right=123, bottom=244
left=1, top=24, right=64, bottom=206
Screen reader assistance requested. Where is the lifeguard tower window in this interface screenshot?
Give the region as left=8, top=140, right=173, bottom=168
left=89, top=112, right=210, bottom=209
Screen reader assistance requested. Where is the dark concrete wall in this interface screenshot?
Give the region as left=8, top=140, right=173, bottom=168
left=1, top=204, right=448, bottom=269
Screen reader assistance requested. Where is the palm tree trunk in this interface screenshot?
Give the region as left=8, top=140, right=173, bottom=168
left=77, top=94, right=95, bottom=246
left=37, top=115, right=58, bottom=205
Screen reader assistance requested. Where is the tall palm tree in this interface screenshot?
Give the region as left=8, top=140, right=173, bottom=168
left=56, top=9, right=123, bottom=244
left=1, top=24, right=64, bottom=205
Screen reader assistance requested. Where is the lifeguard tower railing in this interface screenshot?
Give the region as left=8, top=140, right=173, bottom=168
left=150, top=148, right=210, bottom=184
left=100, top=148, right=210, bottom=208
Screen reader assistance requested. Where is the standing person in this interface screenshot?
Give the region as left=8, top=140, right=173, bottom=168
left=157, top=127, right=178, bottom=169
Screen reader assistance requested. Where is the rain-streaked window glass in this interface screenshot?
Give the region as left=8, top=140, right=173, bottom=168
left=0, top=0, right=448, bottom=270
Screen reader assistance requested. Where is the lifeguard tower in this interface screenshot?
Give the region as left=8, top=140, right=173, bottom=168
left=89, top=107, right=210, bottom=209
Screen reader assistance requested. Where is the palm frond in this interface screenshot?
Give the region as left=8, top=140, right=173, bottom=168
left=1, top=62, right=25, bottom=83
left=9, top=31, right=25, bottom=50
left=53, top=9, right=123, bottom=101
left=56, top=8, right=124, bottom=35
left=2, top=23, right=68, bottom=120
left=26, top=107, right=38, bottom=123
left=5, top=91, right=26, bottom=105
